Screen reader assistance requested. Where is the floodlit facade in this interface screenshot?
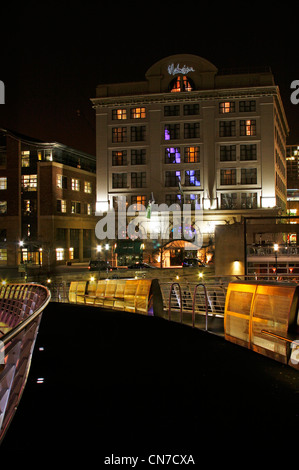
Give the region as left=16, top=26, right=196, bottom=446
left=91, top=54, right=289, bottom=265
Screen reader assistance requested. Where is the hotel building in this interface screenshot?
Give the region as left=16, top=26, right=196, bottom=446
left=91, top=54, right=289, bottom=265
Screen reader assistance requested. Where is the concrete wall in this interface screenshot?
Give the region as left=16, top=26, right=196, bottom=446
left=215, top=223, right=245, bottom=276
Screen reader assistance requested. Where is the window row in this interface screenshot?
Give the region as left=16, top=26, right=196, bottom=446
left=57, top=199, right=93, bottom=215
left=111, top=147, right=201, bottom=166
left=57, top=175, right=93, bottom=193
left=111, top=120, right=257, bottom=143
left=112, top=126, right=146, bottom=143
left=112, top=107, right=146, bottom=120
left=21, top=149, right=53, bottom=167
left=164, top=120, right=256, bottom=140
left=220, top=192, right=258, bottom=209
left=111, top=191, right=259, bottom=211
left=111, top=101, right=256, bottom=121
left=220, top=168, right=258, bottom=185
left=112, top=172, right=147, bottom=189
left=112, top=170, right=201, bottom=189
left=219, top=100, right=256, bottom=114
left=163, top=100, right=256, bottom=116
left=220, top=144, right=257, bottom=161
left=219, top=120, right=256, bottom=137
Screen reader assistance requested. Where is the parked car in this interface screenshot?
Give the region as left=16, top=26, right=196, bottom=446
left=127, top=262, right=155, bottom=269
left=182, top=258, right=206, bottom=268
left=88, top=260, right=115, bottom=271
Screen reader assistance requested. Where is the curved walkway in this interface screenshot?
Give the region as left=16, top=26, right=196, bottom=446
left=1, top=302, right=299, bottom=452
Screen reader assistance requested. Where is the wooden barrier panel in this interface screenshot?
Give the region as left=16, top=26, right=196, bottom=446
left=225, top=280, right=299, bottom=366
left=124, top=280, right=140, bottom=313
left=69, top=278, right=164, bottom=317
left=135, top=279, right=152, bottom=314
left=113, top=281, right=126, bottom=311
left=94, top=281, right=107, bottom=306
left=224, top=282, right=257, bottom=348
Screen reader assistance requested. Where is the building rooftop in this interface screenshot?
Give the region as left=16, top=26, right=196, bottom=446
left=0, top=128, right=96, bottom=173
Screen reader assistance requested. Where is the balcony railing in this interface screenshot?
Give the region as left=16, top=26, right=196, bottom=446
left=247, top=244, right=299, bottom=257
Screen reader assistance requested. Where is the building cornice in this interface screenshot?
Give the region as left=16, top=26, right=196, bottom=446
left=91, top=86, right=280, bottom=109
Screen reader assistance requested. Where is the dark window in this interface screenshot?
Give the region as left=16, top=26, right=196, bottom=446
left=219, top=121, right=236, bottom=137
left=220, top=145, right=236, bottom=161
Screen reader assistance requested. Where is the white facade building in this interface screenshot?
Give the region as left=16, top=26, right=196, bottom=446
left=91, top=54, right=289, bottom=264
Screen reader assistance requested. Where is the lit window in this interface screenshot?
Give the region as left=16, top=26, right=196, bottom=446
left=112, top=151, right=127, bottom=166
left=69, top=247, right=74, bottom=260
left=21, top=151, right=30, bottom=167
left=71, top=201, right=81, bottom=214
left=56, top=248, right=64, bottom=261
left=0, top=248, right=7, bottom=263
left=22, top=248, right=28, bottom=262
left=240, top=120, right=256, bottom=136
left=169, top=76, right=194, bottom=92
left=220, top=169, right=236, bottom=185
left=57, top=175, right=67, bottom=189
left=21, top=175, right=37, bottom=191
left=112, top=109, right=127, bottom=120
left=164, top=124, right=180, bottom=140
left=165, top=147, right=181, bottom=164
left=24, top=200, right=30, bottom=213
left=45, top=150, right=52, bottom=161
left=112, top=127, right=127, bottom=143
left=57, top=199, right=67, bottom=213
left=130, top=107, right=146, bottom=119
left=87, top=203, right=92, bottom=215
left=165, top=171, right=181, bottom=187
left=219, top=102, right=235, bottom=113
left=84, top=181, right=92, bottom=193
left=131, top=195, right=147, bottom=211
left=184, top=147, right=200, bottom=163
left=71, top=178, right=80, bottom=191
left=185, top=169, right=200, bottom=186
left=0, top=177, right=7, bottom=189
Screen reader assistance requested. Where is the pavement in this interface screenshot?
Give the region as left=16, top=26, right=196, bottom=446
left=1, top=301, right=299, bottom=455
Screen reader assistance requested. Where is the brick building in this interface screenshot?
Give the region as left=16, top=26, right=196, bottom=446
left=0, top=129, right=98, bottom=273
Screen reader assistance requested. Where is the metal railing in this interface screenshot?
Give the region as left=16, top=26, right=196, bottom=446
left=0, top=284, right=51, bottom=444
left=161, top=280, right=226, bottom=334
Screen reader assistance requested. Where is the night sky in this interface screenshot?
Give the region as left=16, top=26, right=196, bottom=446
left=1, top=4, right=298, bottom=156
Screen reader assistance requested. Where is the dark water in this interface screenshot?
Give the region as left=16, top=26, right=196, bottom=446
left=1, top=302, right=299, bottom=453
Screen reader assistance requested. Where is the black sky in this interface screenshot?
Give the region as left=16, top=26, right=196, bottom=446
left=1, top=4, right=299, bottom=155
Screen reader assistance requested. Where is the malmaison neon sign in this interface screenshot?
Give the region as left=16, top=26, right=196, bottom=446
left=168, top=63, right=195, bottom=76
